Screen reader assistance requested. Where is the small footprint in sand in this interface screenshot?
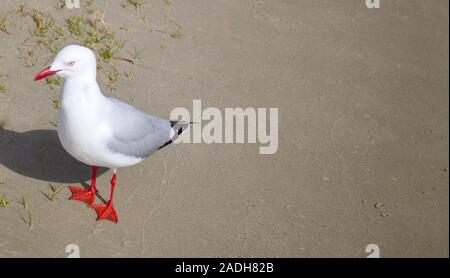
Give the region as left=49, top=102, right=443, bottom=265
left=374, top=202, right=392, bottom=217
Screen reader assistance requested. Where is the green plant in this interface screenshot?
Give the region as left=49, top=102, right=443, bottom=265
left=140, top=14, right=148, bottom=22
left=20, top=196, right=34, bottom=227
left=45, top=76, right=62, bottom=89
left=0, top=119, right=6, bottom=129
left=21, top=196, right=30, bottom=210
left=37, top=152, right=48, bottom=162
left=0, top=72, right=8, bottom=93
left=56, top=0, right=66, bottom=10
left=127, top=0, right=142, bottom=12
left=84, top=28, right=102, bottom=48
left=31, top=11, right=54, bottom=37
left=86, top=0, right=95, bottom=14
left=99, top=37, right=125, bottom=64
left=0, top=194, right=9, bottom=208
left=47, top=184, right=63, bottom=201
left=11, top=157, right=20, bottom=168
left=107, top=68, right=119, bottom=90
left=67, top=15, right=85, bottom=37
left=109, top=70, right=119, bottom=82
left=22, top=210, right=34, bottom=227
left=38, top=140, right=57, bottom=149
left=123, top=0, right=147, bottom=22
left=124, top=69, right=132, bottom=79
left=169, top=29, right=180, bottom=38
left=0, top=14, right=9, bottom=34
left=167, top=17, right=182, bottom=39
left=130, top=46, right=144, bottom=60
left=18, top=48, right=38, bottom=68
left=7, top=135, right=16, bottom=144
left=17, top=4, right=31, bottom=17
left=51, top=96, right=61, bottom=109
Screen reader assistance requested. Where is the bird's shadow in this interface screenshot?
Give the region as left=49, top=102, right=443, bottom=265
left=0, top=129, right=108, bottom=189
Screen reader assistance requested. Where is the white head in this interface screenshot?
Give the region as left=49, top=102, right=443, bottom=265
left=34, top=45, right=97, bottom=81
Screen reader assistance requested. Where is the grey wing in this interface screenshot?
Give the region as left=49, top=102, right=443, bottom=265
left=105, top=98, right=172, bottom=159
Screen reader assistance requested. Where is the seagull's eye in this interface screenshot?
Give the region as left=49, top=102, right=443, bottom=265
left=67, top=61, right=75, bottom=66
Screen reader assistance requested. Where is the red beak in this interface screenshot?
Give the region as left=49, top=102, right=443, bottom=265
left=34, top=66, right=61, bottom=81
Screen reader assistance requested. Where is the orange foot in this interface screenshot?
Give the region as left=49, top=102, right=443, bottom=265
left=68, top=186, right=96, bottom=206
left=92, top=202, right=118, bottom=223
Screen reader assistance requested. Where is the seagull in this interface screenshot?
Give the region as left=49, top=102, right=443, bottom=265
left=34, top=45, right=189, bottom=223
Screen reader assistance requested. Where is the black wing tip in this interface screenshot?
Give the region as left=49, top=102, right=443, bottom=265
left=159, top=121, right=191, bottom=150
left=170, top=120, right=195, bottom=126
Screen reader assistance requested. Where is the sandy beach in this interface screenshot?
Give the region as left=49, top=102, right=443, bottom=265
left=0, top=0, right=448, bottom=257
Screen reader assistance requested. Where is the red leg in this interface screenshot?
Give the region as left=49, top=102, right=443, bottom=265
left=69, top=166, right=98, bottom=206
left=92, top=172, right=119, bottom=223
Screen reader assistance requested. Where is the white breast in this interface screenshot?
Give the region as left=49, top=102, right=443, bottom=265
left=57, top=81, right=142, bottom=169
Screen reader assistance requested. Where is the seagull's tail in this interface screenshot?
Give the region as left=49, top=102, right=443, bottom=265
left=158, top=121, right=192, bottom=150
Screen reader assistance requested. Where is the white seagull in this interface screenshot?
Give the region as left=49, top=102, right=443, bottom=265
left=34, top=45, right=189, bottom=223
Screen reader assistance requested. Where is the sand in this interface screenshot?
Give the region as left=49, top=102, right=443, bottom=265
left=0, top=0, right=448, bottom=257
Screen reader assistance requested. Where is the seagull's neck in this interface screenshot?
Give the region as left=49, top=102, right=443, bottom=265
left=61, top=74, right=105, bottom=107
